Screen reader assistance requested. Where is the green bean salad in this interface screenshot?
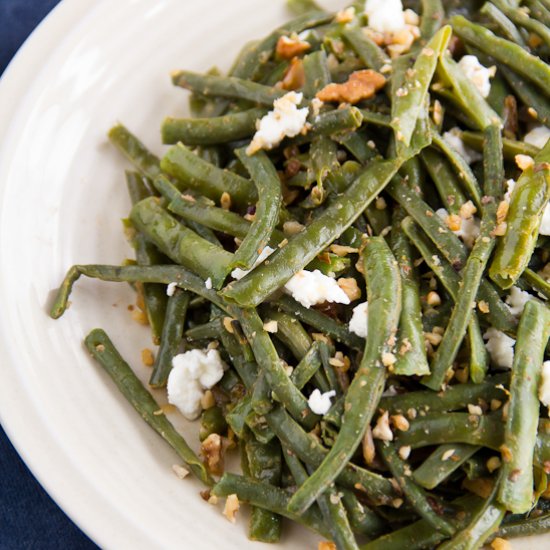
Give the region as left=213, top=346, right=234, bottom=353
left=51, top=0, right=550, bottom=548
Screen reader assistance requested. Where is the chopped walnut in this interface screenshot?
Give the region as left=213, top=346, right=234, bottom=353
left=201, top=390, right=216, bottom=410
left=201, top=433, right=224, bottom=476
left=279, top=57, right=305, bottom=91
left=335, top=7, right=355, bottom=23
left=515, top=154, right=534, bottom=171
left=462, top=477, right=494, bottom=499
left=478, top=300, right=490, bottom=314
left=223, top=494, right=240, bottom=523
left=496, top=201, right=509, bottom=225
left=362, top=425, right=376, bottom=465
left=141, top=348, right=155, bottom=367
left=283, top=220, right=305, bottom=236
left=337, top=277, right=362, bottom=301
left=487, top=456, right=502, bottom=473
left=372, top=411, right=393, bottom=441
left=500, top=444, right=513, bottom=463
left=223, top=317, right=235, bottom=334
left=382, top=352, right=397, bottom=367
left=492, top=222, right=507, bottom=237
left=318, top=542, right=337, bottom=550
left=426, top=291, right=441, bottom=306
left=398, top=446, right=411, bottom=460
left=276, top=35, right=311, bottom=60
left=459, top=200, right=477, bottom=219
left=467, top=404, right=483, bottom=416
left=445, top=214, right=462, bottom=232
left=316, top=70, right=386, bottom=104
left=390, top=414, right=410, bottom=432
left=263, top=320, right=278, bottom=333
left=172, top=464, right=190, bottom=480
left=441, top=448, right=456, bottom=461
left=220, top=192, right=232, bottom=210
left=131, top=309, right=149, bottom=325
left=490, top=538, right=512, bottom=550
left=330, top=244, right=358, bottom=257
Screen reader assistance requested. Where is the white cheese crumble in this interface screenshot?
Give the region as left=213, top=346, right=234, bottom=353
left=436, top=208, right=480, bottom=248
left=231, top=246, right=275, bottom=280
left=247, top=92, right=309, bottom=155
left=308, top=389, right=336, bottom=415
left=349, top=301, right=369, bottom=338
left=505, top=178, right=550, bottom=236
left=457, top=55, right=496, bottom=98
left=166, top=282, right=178, bottom=296
left=483, top=328, right=515, bottom=369
left=284, top=269, right=351, bottom=309
left=524, top=125, right=550, bottom=149
left=364, top=0, right=405, bottom=33
left=167, top=349, right=226, bottom=420
left=539, top=361, right=550, bottom=407
left=205, top=277, right=213, bottom=290
left=443, top=128, right=483, bottom=164
left=505, top=286, right=533, bottom=317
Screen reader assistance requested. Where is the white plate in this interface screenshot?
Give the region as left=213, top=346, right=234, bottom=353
left=0, top=1, right=544, bottom=548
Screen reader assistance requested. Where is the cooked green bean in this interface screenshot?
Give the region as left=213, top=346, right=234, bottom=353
left=460, top=130, right=540, bottom=160
left=523, top=268, right=550, bottom=300
left=492, top=0, right=550, bottom=48
left=342, top=27, right=389, bottom=71
left=162, top=107, right=268, bottom=146
left=302, top=49, right=331, bottom=98
left=160, top=142, right=256, bottom=208
left=149, top=287, right=189, bottom=388
left=288, top=237, right=401, bottom=514
left=498, top=300, right=550, bottom=513
left=420, top=0, right=444, bottom=40
left=84, top=329, right=213, bottom=486
left=130, top=197, right=233, bottom=289
left=480, top=2, right=527, bottom=47
left=232, top=149, right=282, bottom=269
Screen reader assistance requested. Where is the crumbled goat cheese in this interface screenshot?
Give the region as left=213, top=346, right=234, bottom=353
left=247, top=92, right=309, bottom=154
left=284, top=269, right=351, bottom=309
left=505, top=286, right=533, bottom=317
left=308, top=389, right=337, bottom=415
left=349, top=301, right=369, bottom=338
left=443, top=128, right=483, bottom=164
left=483, top=328, right=515, bottom=369
left=506, top=178, right=550, bottom=236
left=539, top=361, right=550, bottom=407
left=436, top=208, right=480, bottom=248
left=365, top=0, right=405, bottom=33
left=205, top=277, right=212, bottom=290
left=167, top=349, right=226, bottom=420
left=231, top=246, right=275, bottom=280
left=524, top=125, right=550, bottom=149
left=166, top=282, right=178, bottom=296
left=457, top=55, right=496, bottom=98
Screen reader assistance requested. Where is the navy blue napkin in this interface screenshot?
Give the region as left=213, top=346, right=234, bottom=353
left=1, top=2, right=99, bottom=548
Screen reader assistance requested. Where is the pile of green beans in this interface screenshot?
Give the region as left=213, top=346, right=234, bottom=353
left=51, top=0, right=550, bottom=548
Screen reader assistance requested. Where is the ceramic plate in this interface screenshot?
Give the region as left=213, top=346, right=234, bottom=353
left=0, top=1, right=544, bottom=548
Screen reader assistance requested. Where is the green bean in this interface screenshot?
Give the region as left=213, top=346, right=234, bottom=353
left=212, top=473, right=330, bottom=537
left=50, top=264, right=229, bottom=320
left=108, top=124, right=161, bottom=180
left=489, top=140, right=550, bottom=289
left=340, top=489, right=386, bottom=539
left=437, top=52, right=501, bottom=131
left=500, top=66, right=550, bottom=127
left=264, top=308, right=311, bottom=360
left=199, top=406, right=227, bottom=442
left=288, top=237, right=400, bottom=515
left=396, top=412, right=504, bottom=451
left=229, top=10, right=330, bottom=80
left=460, top=130, right=540, bottom=160
left=246, top=410, right=276, bottom=444
left=480, top=2, right=527, bottom=46
left=302, top=135, right=338, bottom=207
left=420, top=0, right=444, bottom=40
left=302, top=50, right=331, bottom=98
left=492, top=0, right=550, bottom=48
left=162, top=107, right=268, bottom=146
left=126, top=172, right=168, bottom=344
left=451, top=15, right=550, bottom=95
left=391, top=26, right=451, bottom=149
left=160, top=142, right=256, bottom=208
left=232, top=149, right=282, bottom=270
left=289, top=341, right=325, bottom=390
left=172, top=71, right=286, bottom=105
left=498, top=300, right=550, bottom=513
left=286, top=0, right=322, bottom=16
left=377, top=442, right=454, bottom=535
left=421, top=148, right=467, bottom=214
left=526, top=0, right=550, bottom=26
left=229, top=306, right=318, bottom=429
left=438, top=480, right=505, bottom=550
left=523, top=268, right=550, bottom=300
left=360, top=495, right=481, bottom=550
left=130, top=197, right=233, bottom=289
left=413, top=444, right=480, bottom=490
left=184, top=318, right=221, bottom=341
left=335, top=130, right=377, bottom=164
left=380, top=373, right=509, bottom=416
left=432, top=128, right=483, bottom=209
left=265, top=406, right=397, bottom=504
left=298, top=106, right=364, bottom=141
left=226, top=396, right=253, bottom=438
left=245, top=436, right=283, bottom=542
left=422, top=123, right=503, bottom=390
left=84, top=329, right=213, bottom=486
left=342, top=27, right=389, bottom=72
left=149, top=287, right=189, bottom=388
left=251, top=372, right=272, bottom=416
left=390, top=209, right=430, bottom=376
left=495, top=512, right=550, bottom=539
left=222, top=157, right=403, bottom=307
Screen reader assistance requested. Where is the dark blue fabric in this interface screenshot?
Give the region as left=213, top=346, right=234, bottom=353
left=1, top=2, right=99, bottom=548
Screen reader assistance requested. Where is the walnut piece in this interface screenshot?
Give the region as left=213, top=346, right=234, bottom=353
left=201, top=433, right=224, bottom=476
left=276, top=35, right=311, bottom=60
left=316, top=70, right=386, bottom=105
left=223, top=494, right=240, bottom=523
